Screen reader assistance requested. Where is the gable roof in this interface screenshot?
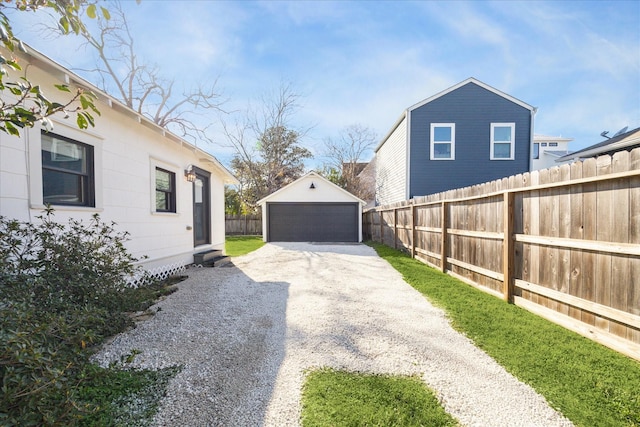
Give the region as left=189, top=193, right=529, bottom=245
left=257, top=171, right=366, bottom=205
left=556, top=127, right=640, bottom=162
left=20, top=44, right=237, bottom=184
left=375, top=77, right=535, bottom=152
left=408, top=77, right=535, bottom=112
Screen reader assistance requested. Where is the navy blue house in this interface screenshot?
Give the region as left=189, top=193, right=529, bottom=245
left=374, top=78, right=536, bottom=205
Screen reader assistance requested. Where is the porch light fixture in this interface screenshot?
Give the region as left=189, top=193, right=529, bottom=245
left=309, top=182, right=316, bottom=189
left=184, top=165, right=197, bottom=182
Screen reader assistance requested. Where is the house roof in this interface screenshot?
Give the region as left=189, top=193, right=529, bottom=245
left=375, top=77, right=535, bottom=152
left=408, top=77, right=535, bottom=113
left=556, top=127, right=640, bottom=162
left=257, top=171, right=366, bottom=205
left=534, top=134, right=574, bottom=142
left=20, top=44, right=238, bottom=185
left=543, top=150, right=571, bottom=158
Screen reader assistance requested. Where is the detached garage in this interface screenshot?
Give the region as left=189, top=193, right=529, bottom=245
left=258, top=172, right=365, bottom=242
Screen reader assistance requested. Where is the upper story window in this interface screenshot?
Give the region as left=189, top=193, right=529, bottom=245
left=155, top=167, right=176, bottom=212
left=41, top=132, right=95, bottom=206
left=533, top=143, right=539, bottom=159
left=430, top=123, right=455, bottom=160
left=549, top=142, right=558, bottom=147
left=541, top=142, right=547, bottom=147
left=490, top=123, right=515, bottom=160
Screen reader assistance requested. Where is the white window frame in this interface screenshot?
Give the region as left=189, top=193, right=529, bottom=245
left=149, top=158, right=181, bottom=215
left=430, top=123, right=455, bottom=160
left=490, top=123, right=515, bottom=160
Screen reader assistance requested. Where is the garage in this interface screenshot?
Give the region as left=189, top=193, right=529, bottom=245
left=258, top=172, right=365, bottom=243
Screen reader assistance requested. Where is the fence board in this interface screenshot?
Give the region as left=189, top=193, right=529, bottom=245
left=596, top=155, right=613, bottom=332
left=581, top=158, right=597, bottom=327
left=611, top=152, right=631, bottom=338
left=568, top=161, right=584, bottom=321
left=630, top=149, right=640, bottom=343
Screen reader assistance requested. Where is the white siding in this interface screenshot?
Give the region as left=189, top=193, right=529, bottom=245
left=0, top=52, right=235, bottom=277
left=375, top=115, right=407, bottom=205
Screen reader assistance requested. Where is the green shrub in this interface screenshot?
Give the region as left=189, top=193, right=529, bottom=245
left=0, top=209, right=162, bottom=425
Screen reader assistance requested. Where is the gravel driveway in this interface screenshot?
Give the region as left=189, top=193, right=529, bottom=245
left=95, top=242, right=572, bottom=426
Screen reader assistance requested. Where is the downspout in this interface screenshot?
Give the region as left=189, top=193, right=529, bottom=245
left=405, top=109, right=411, bottom=201
left=529, top=107, right=538, bottom=172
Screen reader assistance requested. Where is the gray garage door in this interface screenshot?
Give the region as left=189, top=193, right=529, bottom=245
left=267, top=202, right=358, bottom=242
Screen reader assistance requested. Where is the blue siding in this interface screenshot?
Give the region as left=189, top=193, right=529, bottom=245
left=409, top=82, right=531, bottom=197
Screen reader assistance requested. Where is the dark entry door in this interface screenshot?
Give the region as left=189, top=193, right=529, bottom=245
left=193, top=168, right=211, bottom=246
left=267, top=202, right=358, bottom=242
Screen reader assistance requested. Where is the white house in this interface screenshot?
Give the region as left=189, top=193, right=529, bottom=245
left=257, top=171, right=365, bottom=242
left=531, top=134, right=573, bottom=170
left=0, top=46, right=237, bottom=280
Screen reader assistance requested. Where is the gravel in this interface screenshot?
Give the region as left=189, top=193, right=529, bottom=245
left=94, top=242, right=573, bottom=426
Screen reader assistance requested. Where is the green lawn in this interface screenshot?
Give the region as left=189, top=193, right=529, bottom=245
left=301, top=368, right=458, bottom=427
left=369, top=242, right=640, bottom=427
left=225, top=235, right=265, bottom=257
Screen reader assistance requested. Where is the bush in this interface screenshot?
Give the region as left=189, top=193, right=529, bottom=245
left=0, top=209, right=159, bottom=425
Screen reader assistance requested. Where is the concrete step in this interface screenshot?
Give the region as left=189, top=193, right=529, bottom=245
left=193, top=250, right=232, bottom=268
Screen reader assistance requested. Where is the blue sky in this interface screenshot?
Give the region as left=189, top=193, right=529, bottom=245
left=8, top=0, right=640, bottom=167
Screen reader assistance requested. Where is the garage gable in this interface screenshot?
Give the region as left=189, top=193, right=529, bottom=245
left=257, top=172, right=365, bottom=242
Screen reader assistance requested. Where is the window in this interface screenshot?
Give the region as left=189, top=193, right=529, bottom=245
left=541, top=143, right=547, bottom=147
left=533, top=143, right=539, bottom=159
left=430, top=123, right=455, bottom=160
left=549, top=142, right=558, bottom=147
left=41, top=133, right=94, bottom=206
left=155, top=167, right=176, bottom=212
left=490, top=123, right=515, bottom=160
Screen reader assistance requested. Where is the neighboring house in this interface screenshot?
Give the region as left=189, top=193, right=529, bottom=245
left=374, top=77, right=535, bottom=205
left=258, top=171, right=365, bottom=242
left=556, top=126, right=640, bottom=163
left=356, top=159, right=376, bottom=209
left=0, top=46, right=237, bottom=280
left=532, top=134, right=573, bottom=170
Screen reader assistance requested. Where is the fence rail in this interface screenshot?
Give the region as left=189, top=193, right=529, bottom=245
left=364, top=148, right=640, bottom=361
left=225, top=214, right=262, bottom=236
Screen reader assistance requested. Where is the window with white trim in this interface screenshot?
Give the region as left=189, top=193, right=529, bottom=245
left=41, top=132, right=95, bottom=206
left=491, top=123, right=515, bottom=160
left=430, top=123, right=455, bottom=160
left=155, top=167, right=176, bottom=212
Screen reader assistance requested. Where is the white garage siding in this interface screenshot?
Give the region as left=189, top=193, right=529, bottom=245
left=375, top=114, right=408, bottom=205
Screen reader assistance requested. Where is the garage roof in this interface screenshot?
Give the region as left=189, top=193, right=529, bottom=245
left=257, top=171, right=366, bottom=205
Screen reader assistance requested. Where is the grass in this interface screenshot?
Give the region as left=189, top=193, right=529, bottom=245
left=368, top=242, right=640, bottom=427
left=77, top=364, right=180, bottom=426
left=301, top=368, right=458, bottom=427
left=225, top=235, right=265, bottom=256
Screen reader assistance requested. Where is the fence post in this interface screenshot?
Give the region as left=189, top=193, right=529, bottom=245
left=379, top=209, right=384, bottom=244
left=441, top=201, right=448, bottom=272
left=394, top=208, right=398, bottom=249
left=411, top=203, right=416, bottom=258
left=503, top=191, right=514, bottom=302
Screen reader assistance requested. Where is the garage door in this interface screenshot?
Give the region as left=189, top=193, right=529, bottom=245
left=267, top=203, right=358, bottom=242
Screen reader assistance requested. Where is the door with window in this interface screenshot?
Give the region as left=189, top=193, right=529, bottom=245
left=192, top=168, right=211, bottom=247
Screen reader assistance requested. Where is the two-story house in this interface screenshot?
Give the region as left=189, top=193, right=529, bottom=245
left=532, top=134, right=573, bottom=170
left=374, top=77, right=535, bottom=205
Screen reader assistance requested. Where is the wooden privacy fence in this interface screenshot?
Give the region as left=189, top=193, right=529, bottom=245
left=364, top=148, right=640, bottom=361
left=225, top=214, right=262, bottom=235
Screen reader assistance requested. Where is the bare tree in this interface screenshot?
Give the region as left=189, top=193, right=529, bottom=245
left=223, top=83, right=312, bottom=211
left=42, top=1, right=224, bottom=143
left=323, top=123, right=377, bottom=200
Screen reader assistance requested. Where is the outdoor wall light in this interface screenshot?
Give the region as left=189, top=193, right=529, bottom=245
left=309, top=182, right=316, bottom=189
left=184, top=165, right=197, bottom=182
